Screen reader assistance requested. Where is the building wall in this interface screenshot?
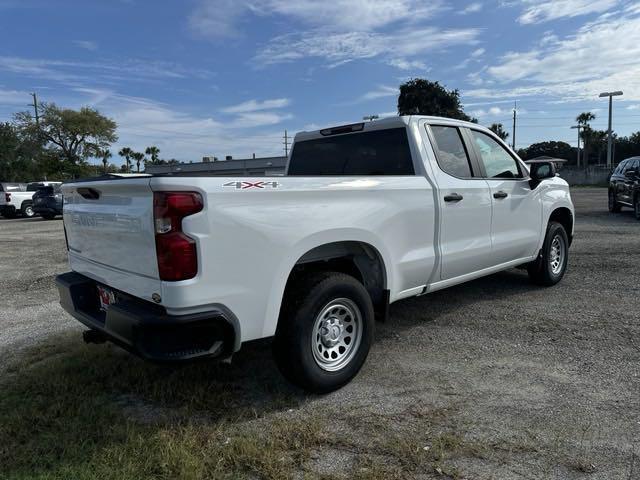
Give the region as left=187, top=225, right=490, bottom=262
left=558, top=166, right=611, bottom=186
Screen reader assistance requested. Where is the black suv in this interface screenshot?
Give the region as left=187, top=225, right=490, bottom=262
left=32, top=184, right=63, bottom=220
left=609, top=156, right=640, bottom=220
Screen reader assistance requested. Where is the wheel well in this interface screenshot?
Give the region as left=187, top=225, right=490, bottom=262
left=549, top=207, right=573, bottom=245
left=283, top=241, right=388, bottom=317
left=21, top=199, right=32, bottom=208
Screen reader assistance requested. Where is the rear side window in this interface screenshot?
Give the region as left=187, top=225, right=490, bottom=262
left=430, top=125, right=473, bottom=178
left=288, top=128, right=414, bottom=176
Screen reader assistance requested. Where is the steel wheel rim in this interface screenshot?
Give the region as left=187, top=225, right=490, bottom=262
left=311, top=298, right=362, bottom=372
left=549, top=234, right=566, bottom=275
left=25, top=206, right=33, bottom=217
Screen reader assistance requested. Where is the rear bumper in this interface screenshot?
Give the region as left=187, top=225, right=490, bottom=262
left=55, top=271, right=240, bottom=362
left=33, top=202, right=62, bottom=215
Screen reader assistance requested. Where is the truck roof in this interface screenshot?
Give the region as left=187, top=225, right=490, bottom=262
left=294, top=115, right=489, bottom=142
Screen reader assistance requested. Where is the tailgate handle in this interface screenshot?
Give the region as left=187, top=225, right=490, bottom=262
left=77, top=188, right=101, bottom=200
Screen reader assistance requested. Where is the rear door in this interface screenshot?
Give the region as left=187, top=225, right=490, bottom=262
left=622, top=159, right=639, bottom=204
left=426, top=124, right=493, bottom=280
left=466, top=128, right=542, bottom=264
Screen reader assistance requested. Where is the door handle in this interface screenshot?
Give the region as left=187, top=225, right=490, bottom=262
left=444, top=193, right=463, bottom=202
left=493, top=191, right=508, bottom=199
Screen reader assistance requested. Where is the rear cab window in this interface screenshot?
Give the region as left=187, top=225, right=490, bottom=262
left=288, top=127, right=414, bottom=176
left=429, top=125, right=474, bottom=178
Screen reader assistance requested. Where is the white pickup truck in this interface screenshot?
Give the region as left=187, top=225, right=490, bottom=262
left=56, top=116, right=574, bottom=392
left=0, top=181, right=62, bottom=218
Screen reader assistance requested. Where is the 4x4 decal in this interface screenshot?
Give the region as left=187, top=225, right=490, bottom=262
left=223, top=181, right=281, bottom=190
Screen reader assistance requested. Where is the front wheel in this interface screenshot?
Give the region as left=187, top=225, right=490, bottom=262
left=273, top=272, right=374, bottom=393
left=527, top=222, right=569, bottom=286
left=609, top=190, right=621, bottom=213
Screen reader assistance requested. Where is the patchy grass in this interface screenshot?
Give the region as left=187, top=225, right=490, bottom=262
left=0, top=334, right=507, bottom=479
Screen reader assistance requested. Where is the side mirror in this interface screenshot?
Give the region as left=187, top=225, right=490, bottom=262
left=529, top=162, right=557, bottom=189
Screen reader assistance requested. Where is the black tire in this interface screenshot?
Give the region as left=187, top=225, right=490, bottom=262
left=527, top=222, right=569, bottom=286
left=41, top=213, right=56, bottom=220
left=608, top=190, right=621, bottom=213
left=634, top=194, right=640, bottom=221
left=2, top=210, right=17, bottom=219
left=273, top=272, right=374, bottom=393
left=21, top=202, right=35, bottom=218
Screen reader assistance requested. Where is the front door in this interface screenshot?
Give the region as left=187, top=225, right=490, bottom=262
left=466, top=129, right=542, bottom=264
left=426, top=124, right=493, bottom=280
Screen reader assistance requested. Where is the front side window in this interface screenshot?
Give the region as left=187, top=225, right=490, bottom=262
left=288, top=128, right=414, bottom=176
left=430, top=125, right=473, bottom=178
left=470, top=130, right=523, bottom=179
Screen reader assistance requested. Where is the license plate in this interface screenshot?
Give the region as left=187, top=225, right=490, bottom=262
left=97, top=285, right=116, bottom=311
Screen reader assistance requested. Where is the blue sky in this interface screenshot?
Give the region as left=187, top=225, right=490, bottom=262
left=2, top=0, right=640, bottom=164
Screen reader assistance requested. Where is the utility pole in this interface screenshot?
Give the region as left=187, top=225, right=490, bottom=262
left=599, top=90, right=623, bottom=167
left=571, top=125, right=582, bottom=168
left=30, top=92, right=40, bottom=126
left=283, top=130, right=290, bottom=158
left=511, top=101, right=517, bottom=150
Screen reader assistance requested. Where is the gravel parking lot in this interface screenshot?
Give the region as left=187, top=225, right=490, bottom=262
left=1, top=187, right=639, bottom=479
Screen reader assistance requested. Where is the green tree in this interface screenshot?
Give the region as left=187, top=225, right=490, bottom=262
left=98, top=149, right=112, bottom=174
left=576, top=112, right=596, bottom=167
left=145, top=146, right=160, bottom=164
left=397, top=79, right=477, bottom=122
left=519, top=141, right=576, bottom=164
left=14, top=103, right=117, bottom=169
left=489, top=123, right=509, bottom=141
left=131, top=151, right=145, bottom=173
left=118, top=147, right=133, bottom=173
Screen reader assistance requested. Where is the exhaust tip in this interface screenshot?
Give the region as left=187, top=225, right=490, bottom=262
left=83, top=329, right=107, bottom=344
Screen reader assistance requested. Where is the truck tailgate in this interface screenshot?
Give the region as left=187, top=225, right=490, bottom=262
left=62, top=178, right=161, bottom=300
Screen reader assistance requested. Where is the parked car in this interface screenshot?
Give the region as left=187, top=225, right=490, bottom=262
left=32, top=184, right=63, bottom=220
left=55, top=116, right=574, bottom=392
left=609, top=156, right=640, bottom=219
left=0, top=182, right=27, bottom=218
left=0, top=181, right=61, bottom=218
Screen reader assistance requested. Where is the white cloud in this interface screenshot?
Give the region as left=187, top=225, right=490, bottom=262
left=73, top=40, right=98, bottom=51
left=360, top=85, right=398, bottom=101
left=485, top=11, right=640, bottom=101
left=0, top=56, right=214, bottom=85
left=460, top=2, right=482, bottom=14
left=387, top=58, right=429, bottom=71
left=471, top=48, right=485, bottom=57
left=189, top=0, right=446, bottom=38
left=469, top=106, right=506, bottom=117
left=254, top=27, right=480, bottom=66
left=516, top=0, right=619, bottom=24
left=66, top=88, right=291, bottom=161
left=221, top=98, right=291, bottom=114
left=0, top=87, right=31, bottom=105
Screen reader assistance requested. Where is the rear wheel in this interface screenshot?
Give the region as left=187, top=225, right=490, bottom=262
left=273, top=272, right=374, bottom=393
left=21, top=203, right=35, bottom=218
left=608, top=190, right=621, bottom=213
left=527, top=221, right=569, bottom=286
left=41, top=213, right=56, bottom=220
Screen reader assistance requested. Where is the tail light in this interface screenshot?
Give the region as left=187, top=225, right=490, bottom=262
left=153, top=192, right=203, bottom=281
left=5, top=193, right=10, bottom=202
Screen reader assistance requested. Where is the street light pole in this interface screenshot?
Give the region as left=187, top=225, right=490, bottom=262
left=599, top=90, right=623, bottom=167
left=571, top=125, right=582, bottom=168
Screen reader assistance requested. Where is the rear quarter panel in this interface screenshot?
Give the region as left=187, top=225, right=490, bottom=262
left=150, top=176, right=435, bottom=342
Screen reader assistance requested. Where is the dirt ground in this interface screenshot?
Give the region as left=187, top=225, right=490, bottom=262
left=1, top=187, right=639, bottom=479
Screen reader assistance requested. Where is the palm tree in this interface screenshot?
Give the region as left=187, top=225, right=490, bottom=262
left=576, top=112, right=596, bottom=168
left=489, top=123, right=509, bottom=141
left=132, top=151, right=145, bottom=173
left=118, top=147, right=133, bottom=173
left=99, top=149, right=112, bottom=173
left=145, top=146, right=160, bottom=165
